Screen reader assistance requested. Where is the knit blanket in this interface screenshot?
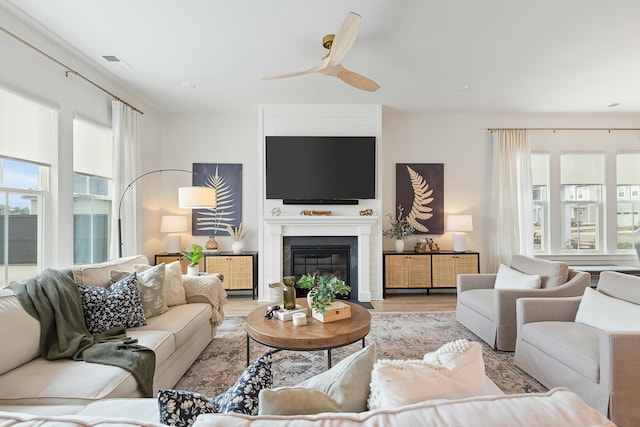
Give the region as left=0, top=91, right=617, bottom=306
left=9, top=268, right=155, bottom=397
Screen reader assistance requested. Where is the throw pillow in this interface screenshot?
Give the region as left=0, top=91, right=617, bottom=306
left=494, top=264, right=541, bottom=290
left=368, top=339, right=485, bottom=410
left=158, top=350, right=272, bottom=426
left=78, top=272, right=147, bottom=334
left=258, top=343, right=376, bottom=415
left=575, top=287, right=640, bottom=331
left=164, top=261, right=187, bottom=306
left=110, top=264, right=168, bottom=318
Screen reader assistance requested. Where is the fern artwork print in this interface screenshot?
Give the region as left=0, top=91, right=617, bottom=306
left=191, top=163, right=243, bottom=237
left=395, top=163, right=444, bottom=234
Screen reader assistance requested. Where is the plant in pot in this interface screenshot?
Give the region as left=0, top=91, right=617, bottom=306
left=383, top=205, right=416, bottom=253
left=297, top=273, right=351, bottom=314
left=182, top=244, right=204, bottom=276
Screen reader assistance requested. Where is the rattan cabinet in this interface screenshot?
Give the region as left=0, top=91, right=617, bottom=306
left=383, top=251, right=479, bottom=296
left=205, top=252, right=258, bottom=299
left=154, top=253, right=204, bottom=274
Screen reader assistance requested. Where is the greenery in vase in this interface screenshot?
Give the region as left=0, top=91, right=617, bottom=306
left=297, top=273, right=351, bottom=313
left=383, top=205, right=416, bottom=240
left=181, top=244, right=204, bottom=266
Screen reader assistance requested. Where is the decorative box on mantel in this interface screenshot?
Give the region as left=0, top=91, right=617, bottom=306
left=312, top=301, right=352, bottom=323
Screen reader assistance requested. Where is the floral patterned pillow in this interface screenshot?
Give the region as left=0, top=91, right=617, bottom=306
left=158, top=351, right=272, bottom=426
left=78, top=272, right=147, bottom=334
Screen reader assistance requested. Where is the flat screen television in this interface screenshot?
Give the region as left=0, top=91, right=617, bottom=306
left=265, top=136, right=376, bottom=204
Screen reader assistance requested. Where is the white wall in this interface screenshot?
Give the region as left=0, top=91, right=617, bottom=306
left=0, top=5, right=161, bottom=267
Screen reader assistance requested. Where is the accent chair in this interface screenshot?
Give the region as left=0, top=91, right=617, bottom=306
left=456, top=255, right=590, bottom=351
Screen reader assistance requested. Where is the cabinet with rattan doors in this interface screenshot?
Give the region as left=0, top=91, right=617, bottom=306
left=204, top=252, right=258, bottom=299
left=383, top=251, right=479, bottom=295
left=383, top=253, right=432, bottom=297
left=431, top=252, right=480, bottom=288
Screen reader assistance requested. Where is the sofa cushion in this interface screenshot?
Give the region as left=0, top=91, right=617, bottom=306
left=0, top=290, right=41, bottom=376
left=494, top=264, right=541, bottom=290
left=192, top=388, right=615, bottom=427
left=72, top=255, right=148, bottom=287
left=510, top=255, right=568, bottom=288
left=111, top=264, right=169, bottom=318
left=520, top=321, right=600, bottom=382
left=458, top=289, right=494, bottom=320
left=0, top=328, right=174, bottom=405
left=368, top=340, right=485, bottom=410
left=78, top=273, right=147, bottom=334
left=576, top=286, right=640, bottom=331
left=129, top=303, right=212, bottom=348
left=158, top=351, right=272, bottom=426
left=259, top=343, right=376, bottom=415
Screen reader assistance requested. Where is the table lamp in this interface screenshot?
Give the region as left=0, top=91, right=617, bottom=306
left=160, top=215, right=188, bottom=254
left=446, top=214, right=473, bottom=252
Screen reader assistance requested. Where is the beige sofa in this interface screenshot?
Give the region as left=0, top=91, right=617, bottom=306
left=515, top=270, right=640, bottom=427
left=0, top=388, right=615, bottom=426
left=0, top=255, right=227, bottom=407
left=456, top=255, right=591, bottom=351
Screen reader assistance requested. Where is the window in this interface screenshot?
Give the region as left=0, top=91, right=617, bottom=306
left=0, top=88, right=55, bottom=287
left=73, top=117, right=113, bottom=264
left=616, top=153, right=640, bottom=250
left=530, top=130, right=640, bottom=257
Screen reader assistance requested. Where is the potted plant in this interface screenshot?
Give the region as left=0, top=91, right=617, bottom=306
left=226, top=223, right=248, bottom=254
left=182, top=244, right=204, bottom=276
left=297, top=273, right=351, bottom=314
left=383, top=205, right=416, bottom=253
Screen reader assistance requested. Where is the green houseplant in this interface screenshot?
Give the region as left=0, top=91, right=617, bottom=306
left=383, top=205, right=416, bottom=253
left=182, top=244, right=204, bottom=275
left=297, top=273, right=351, bottom=314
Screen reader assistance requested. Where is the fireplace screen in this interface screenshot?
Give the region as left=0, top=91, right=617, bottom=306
left=290, top=245, right=351, bottom=300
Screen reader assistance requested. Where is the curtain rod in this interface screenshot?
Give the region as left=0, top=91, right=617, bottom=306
left=0, top=25, right=143, bottom=115
left=488, top=127, right=640, bottom=132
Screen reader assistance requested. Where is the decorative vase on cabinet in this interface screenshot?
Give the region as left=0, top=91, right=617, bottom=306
left=394, top=239, right=405, bottom=253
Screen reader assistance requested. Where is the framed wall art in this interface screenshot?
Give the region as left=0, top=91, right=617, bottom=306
left=395, top=163, right=444, bottom=234
left=192, top=163, right=242, bottom=236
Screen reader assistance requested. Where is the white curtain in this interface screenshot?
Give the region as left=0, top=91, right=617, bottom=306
left=487, top=130, right=534, bottom=271
left=110, top=101, right=141, bottom=259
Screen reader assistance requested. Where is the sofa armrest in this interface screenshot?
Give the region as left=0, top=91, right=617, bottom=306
left=457, top=274, right=497, bottom=293
left=516, top=296, right=582, bottom=339
left=600, top=331, right=640, bottom=426
left=182, top=274, right=228, bottom=326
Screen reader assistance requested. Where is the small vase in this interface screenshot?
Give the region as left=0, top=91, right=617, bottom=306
left=205, top=236, right=219, bottom=251
left=231, top=241, right=244, bottom=254
left=394, top=239, right=405, bottom=253
left=282, top=276, right=296, bottom=310
left=187, top=265, right=199, bottom=276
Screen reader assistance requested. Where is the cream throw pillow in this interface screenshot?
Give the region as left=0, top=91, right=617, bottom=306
left=259, top=343, right=376, bottom=415
left=368, top=340, right=485, bottom=410
left=494, top=264, right=541, bottom=290
left=575, top=287, right=640, bottom=331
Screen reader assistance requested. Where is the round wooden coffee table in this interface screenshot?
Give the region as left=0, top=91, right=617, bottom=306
left=245, top=299, right=371, bottom=369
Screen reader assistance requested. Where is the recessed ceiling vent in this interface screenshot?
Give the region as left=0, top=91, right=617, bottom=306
left=100, top=55, right=132, bottom=69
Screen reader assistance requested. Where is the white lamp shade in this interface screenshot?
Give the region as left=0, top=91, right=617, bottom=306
left=160, top=215, right=188, bottom=233
left=446, top=214, right=473, bottom=232
left=179, top=186, right=217, bottom=209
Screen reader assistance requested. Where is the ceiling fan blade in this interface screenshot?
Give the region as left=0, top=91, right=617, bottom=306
left=262, top=61, right=327, bottom=80
left=326, top=12, right=361, bottom=67
left=336, top=65, right=380, bottom=92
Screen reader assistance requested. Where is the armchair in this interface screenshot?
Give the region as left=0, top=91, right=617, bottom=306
left=515, top=271, right=640, bottom=427
left=455, top=255, right=590, bottom=351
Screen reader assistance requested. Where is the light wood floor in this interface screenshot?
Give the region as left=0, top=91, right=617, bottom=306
left=224, top=293, right=457, bottom=316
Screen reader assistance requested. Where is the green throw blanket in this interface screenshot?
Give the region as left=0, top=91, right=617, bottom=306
left=9, top=268, right=155, bottom=397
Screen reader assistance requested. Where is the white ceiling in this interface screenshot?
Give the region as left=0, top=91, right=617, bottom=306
left=3, top=0, right=640, bottom=114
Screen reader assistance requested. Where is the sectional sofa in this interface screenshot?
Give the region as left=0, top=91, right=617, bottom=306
left=0, top=255, right=227, bottom=409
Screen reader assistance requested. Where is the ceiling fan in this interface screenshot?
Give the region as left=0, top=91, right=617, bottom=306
left=263, top=11, right=380, bottom=92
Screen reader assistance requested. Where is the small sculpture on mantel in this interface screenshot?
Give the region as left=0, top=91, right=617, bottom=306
left=359, top=208, right=373, bottom=216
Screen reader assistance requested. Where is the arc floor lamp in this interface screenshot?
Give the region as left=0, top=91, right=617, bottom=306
left=117, top=168, right=216, bottom=258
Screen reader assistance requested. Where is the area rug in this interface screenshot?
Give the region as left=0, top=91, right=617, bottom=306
left=175, top=311, right=546, bottom=397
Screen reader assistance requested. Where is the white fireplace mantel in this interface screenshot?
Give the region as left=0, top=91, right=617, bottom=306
left=262, top=216, right=379, bottom=302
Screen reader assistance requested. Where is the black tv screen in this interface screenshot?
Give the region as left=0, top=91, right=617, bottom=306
left=265, top=136, right=376, bottom=202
